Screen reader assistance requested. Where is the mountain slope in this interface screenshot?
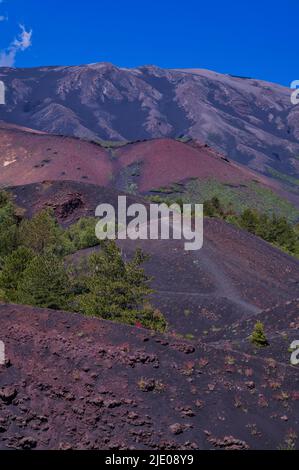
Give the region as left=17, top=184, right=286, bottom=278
left=114, top=138, right=272, bottom=192
left=1, top=123, right=298, bottom=218
left=0, top=123, right=113, bottom=187
left=72, top=217, right=299, bottom=338
left=0, top=123, right=272, bottom=190
left=0, top=63, right=298, bottom=185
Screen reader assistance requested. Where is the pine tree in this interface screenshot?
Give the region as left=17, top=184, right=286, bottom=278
left=0, top=191, right=19, bottom=258
left=239, top=209, right=259, bottom=234
left=16, top=252, right=70, bottom=309
left=19, top=209, right=64, bottom=255
left=77, top=241, right=166, bottom=331
left=0, top=247, right=34, bottom=302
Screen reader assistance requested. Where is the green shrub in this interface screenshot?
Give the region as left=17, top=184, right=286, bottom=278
left=64, top=217, right=100, bottom=251
left=250, top=321, right=269, bottom=347
left=204, top=196, right=224, bottom=217
left=238, top=208, right=260, bottom=233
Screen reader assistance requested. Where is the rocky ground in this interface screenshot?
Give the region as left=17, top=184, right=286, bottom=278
left=0, top=303, right=298, bottom=450
left=0, top=214, right=298, bottom=450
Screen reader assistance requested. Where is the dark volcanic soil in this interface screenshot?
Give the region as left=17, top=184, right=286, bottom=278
left=73, top=217, right=299, bottom=338
left=0, top=303, right=298, bottom=450
left=8, top=180, right=146, bottom=226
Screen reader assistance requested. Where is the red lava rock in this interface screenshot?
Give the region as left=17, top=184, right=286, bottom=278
left=59, top=442, right=73, bottom=450
left=208, top=434, right=249, bottom=450
left=89, top=397, right=104, bottom=406
left=245, top=381, right=255, bottom=389
left=19, top=436, right=37, bottom=450
left=137, top=378, right=156, bottom=392
left=171, top=343, right=195, bottom=354
left=103, top=399, right=122, bottom=408
left=0, top=386, right=18, bottom=405
left=0, top=418, right=7, bottom=434
left=178, top=407, right=195, bottom=417
left=280, top=415, right=288, bottom=421
left=169, top=423, right=184, bottom=435
left=195, top=400, right=204, bottom=409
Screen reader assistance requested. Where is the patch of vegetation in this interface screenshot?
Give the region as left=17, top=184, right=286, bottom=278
left=0, top=191, right=19, bottom=259
left=184, top=333, right=195, bottom=340
left=17, top=251, right=70, bottom=310
left=147, top=190, right=299, bottom=258
left=0, top=191, right=166, bottom=333
left=184, top=179, right=299, bottom=222
left=19, top=209, right=66, bottom=255
left=278, top=430, right=298, bottom=450
left=118, top=162, right=142, bottom=194
left=64, top=217, right=100, bottom=251
left=175, top=135, right=192, bottom=144
left=137, top=378, right=166, bottom=392
left=204, top=196, right=299, bottom=257
left=149, top=182, right=185, bottom=196
left=148, top=178, right=299, bottom=222
left=250, top=321, right=269, bottom=347
left=91, top=139, right=129, bottom=149
left=150, top=187, right=176, bottom=195
left=267, top=168, right=299, bottom=187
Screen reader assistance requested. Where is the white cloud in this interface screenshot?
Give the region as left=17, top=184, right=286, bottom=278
left=13, top=24, right=32, bottom=50
left=0, top=24, right=32, bottom=67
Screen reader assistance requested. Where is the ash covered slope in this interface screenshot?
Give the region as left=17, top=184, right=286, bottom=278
left=0, top=63, right=298, bottom=180
left=0, top=123, right=112, bottom=187
left=7, top=180, right=146, bottom=226
left=0, top=123, right=275, bottom=192
left=0, top=303, right=298, bottom=450
left=72, top=216, right=299, bottom=337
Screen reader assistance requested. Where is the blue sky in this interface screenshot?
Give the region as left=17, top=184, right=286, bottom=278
left=0, top=0, right=297, bottom=86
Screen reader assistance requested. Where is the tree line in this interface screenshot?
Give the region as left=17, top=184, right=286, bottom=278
left=0, top=191, right=166, bottom=332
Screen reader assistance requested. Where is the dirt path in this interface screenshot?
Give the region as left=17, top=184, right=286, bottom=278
left=196, top=244, right=261, bottom=314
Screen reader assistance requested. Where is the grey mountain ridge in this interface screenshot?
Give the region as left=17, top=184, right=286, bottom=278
left=0, top=62, right=298, bottom=181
